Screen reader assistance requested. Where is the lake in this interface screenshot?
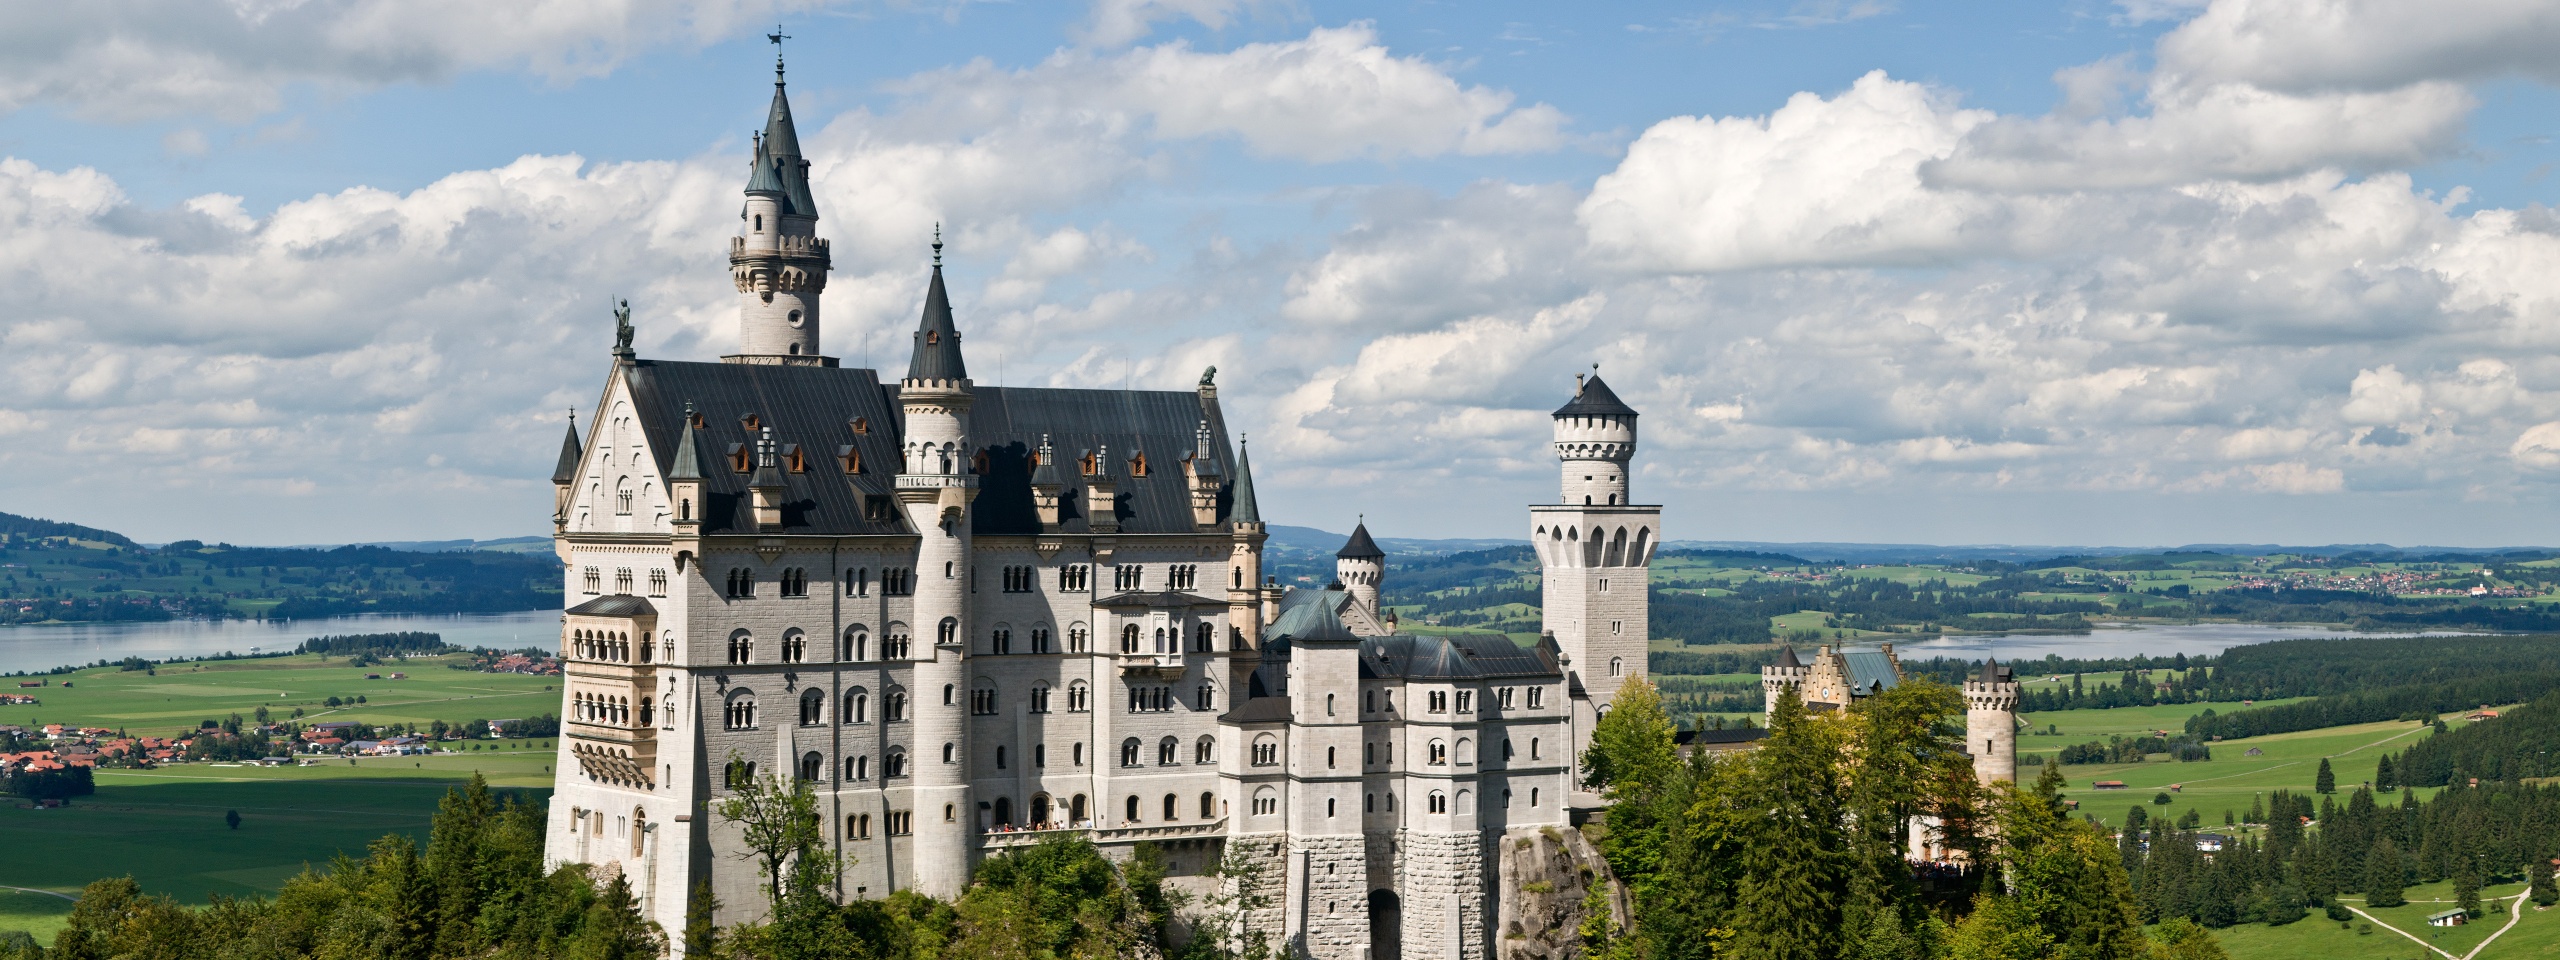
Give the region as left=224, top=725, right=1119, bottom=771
left=1859, top=622, right=2489, bottom=663
left=0, top=610, right=560, bottom=675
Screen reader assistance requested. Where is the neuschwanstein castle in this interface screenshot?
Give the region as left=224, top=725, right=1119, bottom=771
left=542, top=63, right=1663, bottom=960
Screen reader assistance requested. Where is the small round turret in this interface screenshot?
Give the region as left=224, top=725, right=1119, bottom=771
left=1964, top=659, right=2021, bottom=786
left=1335, top=521, right=1385, bottom=621
left=1553, top=372, right=1638, bottom=507
left=1760, top=645, right=1809, bottom=720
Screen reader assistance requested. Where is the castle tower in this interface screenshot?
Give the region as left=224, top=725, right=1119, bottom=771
left=1760, top=645, right=1808, bottom=721
left=1227, top=438, right=1268, bottom=695
left=1530, top=372, right=1660, bottom=770
left=1285, top=604, right=1371, bottom=959
left=894, top=243, right=976, bottom=898
left=1335, top=522, right=1384, bottom=624
left=549, top=413, right=582, bottom=532
left=1964, top=659, right=2020, bottom=786
left=724, top=53, right=832, bottom=366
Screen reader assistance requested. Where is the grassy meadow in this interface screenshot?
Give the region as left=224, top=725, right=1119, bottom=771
left=2021, top=699, right=2485, bottom=828
left=1, top=652, right=558, bottom=738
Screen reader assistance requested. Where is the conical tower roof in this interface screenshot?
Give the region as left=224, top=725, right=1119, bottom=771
left=1337, top=522, right=1384, bottom=559
left=907, top=262, right=967, bottom=381
left=668, top=409, right=709, bottom=481
left=748, top=72, right=818, bottom=218
left=1774, top=645, right=1803, bottom=669
left=551, top=418, right=582, bottom=484
left=1230, top=438, right=1261, bottom=524
left=1553, top=373, right=1639, bottom=419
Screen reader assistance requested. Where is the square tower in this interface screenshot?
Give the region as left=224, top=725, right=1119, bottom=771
left=1530, top=373, right=1660, bottom=774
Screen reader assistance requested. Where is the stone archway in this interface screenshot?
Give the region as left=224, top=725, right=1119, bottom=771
left=1369, top=889, right=1402, bottom=960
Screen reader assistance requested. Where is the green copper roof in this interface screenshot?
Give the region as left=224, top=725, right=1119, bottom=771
left=1229, top=438, right=1261, bottom=524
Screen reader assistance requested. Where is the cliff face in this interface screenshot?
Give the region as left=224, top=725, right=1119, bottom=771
left=1494, top=825, right=1630, bottom=960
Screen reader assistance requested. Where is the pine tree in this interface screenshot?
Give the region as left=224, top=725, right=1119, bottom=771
left=1729, top=685, right=1849, bottom=960
left=2316, top=758, right=2336, bottom=795
left=2530, top=859, right=2557, bottom=907
left=2364, top=838, right=2406, bottom=908
left=2455, top=858, right=2483, bottom=918
left=2375, top=754, right=2397, bottom=791
left=684, top=881, right=722, bottom=958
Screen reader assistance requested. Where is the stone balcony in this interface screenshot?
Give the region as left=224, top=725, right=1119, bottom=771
left=979, top=817, right=1229, bottom=851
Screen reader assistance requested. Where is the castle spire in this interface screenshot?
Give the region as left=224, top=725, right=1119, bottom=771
left=726, top=50, right=831, bottom=366
left=1230, top=435, right=1261, bottom=524
left=907, top=236, right=967, bottom=382
left=551, top=411, right=582, bottom=485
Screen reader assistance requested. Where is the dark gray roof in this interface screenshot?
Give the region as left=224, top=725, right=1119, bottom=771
left=1336, top=523, right=1384, bottom=559
left=1975, top=658, right=2012, bottom=683
left=1361, top=632, right=1560, bottom=681
left=552, top=420, right=583, bottom=484
left=1230, top=438, right=1261, bottom=524
left=1270, top=591, right=1360, bottom=644
left=1094, top=590, right=1226, bottom=609
left=1220, top=696, right=1292, bottom=724
left=1553, top=373, right=1638, bottom=420
left=566, top=594, right=657, bottom=617
left=1675, top=728, right=1769, bottom=746
left=1773, top=645, right=1802, bottom=669
left=907, top=265, right=967, bottom=381
left=619, top=359, right=1240, bottom=537
left=745, top=139, right=787, bottom=197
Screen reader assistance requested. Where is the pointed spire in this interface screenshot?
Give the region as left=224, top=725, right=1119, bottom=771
left=551, top=410, right=582, bottom=484
left=1553, top=371, right=1639, bottom=419
left=1230, top=435, right=1261, bottom=524
left=744, top=45, right=816, bottom=219
left=1337, top=519, right=1384, bottom=559
left=1773, top=645, right=1803, bottom=669
left=907, top=236, right=967, bottom=382
left=669, top=403, right=708, bottom=481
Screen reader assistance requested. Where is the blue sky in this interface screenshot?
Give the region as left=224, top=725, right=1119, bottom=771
left=1, top=0, right=2557, bottom=547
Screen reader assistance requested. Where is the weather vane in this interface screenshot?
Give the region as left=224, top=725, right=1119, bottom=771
left=932, top=222, right=944, bottom=267
left=768, top=25, right=790, bottom=80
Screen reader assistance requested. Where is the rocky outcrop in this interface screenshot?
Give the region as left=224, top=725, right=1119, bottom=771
left=1494, top=826, right=1629, bottom=960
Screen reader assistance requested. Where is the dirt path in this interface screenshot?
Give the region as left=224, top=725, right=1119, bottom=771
left=2345, top=888, right=2531, bottom=960
left=0, top=885, right=76, bottom=901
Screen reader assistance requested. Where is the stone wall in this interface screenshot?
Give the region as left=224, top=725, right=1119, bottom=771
left=1493, top=825, right=1627, bottom=960
left=1226, top=833, right=1289, bottom=954
left=1403, top=830, right=1489, bottom=960
left=1296, top=834, right=1371, bottom=960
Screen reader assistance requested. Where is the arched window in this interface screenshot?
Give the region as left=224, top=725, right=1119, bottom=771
left=1429, top=791, right=1448, bottom=814
left=989, top=623, right=1012, bottom=655
left=1030, top=682, right=1052, bottom=714
left=639, top=696, right=653, bottom=726
left=1195, top=736, right=1216, bottom=764
left=799, top=689, right=825, bottom=726
left=1163, top=793, right=1179, bottom=821
left=996, top=745, right=1007, bottom=770
left=1530, top=737, right=1541, bottom=760
left=942, top=683, right=955, bottom=706
left=1069, top=623, right=1089, bottom=652
left=846, top=755, right=868, bottom=780
left=723, top=692, right=758, bottom=730
left=1121, top=738, right=1142, bottom=767
left=1531, top=787, right=1541, bottom=807
left=1126, top=795, right=1142, bottom=823
left=843, top=627, right=868, bottom=661
left=1429, top=739, right=1447, bottom=765
left=1068, top=681, right=1090, bottom=713
left=845, top=687, right=869, bottom=724
left=885, top=749, right=907, bottom=778
left=1032, top=623, right=1052, bottom=653
left=1251, top=786, right=1278, bottom=817
left=970, top=680, right=997, bottom=715
left=1252, top=735, right=1278, bottom=766
left=1456, top=738, right=1474, bottom=765
left=937, top=617, right=958, bottom=645
left=942, top=742, right=956, bottom=764
left=1194, top=622, right=1214, bottom=652
left=886, top=688, right=908, bottom=723
left=1201, top=792, right=1217, bottom=819
left=1071, top=794, right=1089, bottom=822
left=1327, top=797, right=1336, bottom=818
left=1158, top=736, right=1178, bottom=765
left=798, top=751, right=823, bottom=781
left=1121, top=623, right=1141, bottom=653
left=1610, top=656, right=1624, bottom=677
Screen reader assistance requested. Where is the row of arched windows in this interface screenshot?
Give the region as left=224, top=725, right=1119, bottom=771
left=1117, top=735, right=1217, bottom=767
left=570, top=628, right=647, bottom=663
left=574, top=691, right=650, bottom=727
left=1533, top=522, right=1656, bottom=568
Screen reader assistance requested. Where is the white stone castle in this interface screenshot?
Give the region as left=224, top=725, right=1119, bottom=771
left=541, top=64, right=1660, bottom=960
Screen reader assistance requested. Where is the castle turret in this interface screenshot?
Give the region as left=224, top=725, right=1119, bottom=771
left=1965, top=659, right=2020, bottom=786
left=1334, top=521, right=1384, bottom=623
left=1531, top=371, right=1660, bottom=773
left=550, top=413, right=583, bottom=531
left=892, top=240, right=975, bottom=899
left=1761, top=645, right=1808, bottom=721
left=1227, top=437, right=1268, bottom=697
left=724, top=53, right=832, bottom=366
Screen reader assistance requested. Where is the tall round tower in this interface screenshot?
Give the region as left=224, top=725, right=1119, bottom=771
left=1335, top=521, right=1384, bottom=622
left=725, top=55, right=832, bottom=366
left=1555, top=371, right=1636, bottom=507
left=1964, top=659, right=2020, bottom=786
left=894, top=243, right=976, bottom=899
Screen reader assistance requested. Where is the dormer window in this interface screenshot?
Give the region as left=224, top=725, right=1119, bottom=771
left=1129, top=453, right=1148, bottom=477
left=727, top=443, right=750, bottom=473
left=784, top=444, right=807, bottom=473
left=740, top=413, right=761, bottom=432
left=838, top=445, right=861, bottom=474
left=851, top=417, right=869, bottom=435
left=1079, top=451, right=1098, bottom=476
left=926, top=330, right=940, bottom=346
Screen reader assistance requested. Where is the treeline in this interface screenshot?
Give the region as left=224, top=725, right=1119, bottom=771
left=2202, top=634, right=2560, bottom=700
left=0, top=765, right=94, bottom=801
left=295, top=631, right=453, bottom=656
left=1648, top=577, right=2110, bottom=645
left=2392, top=689, right=2560, bottom=787
left=2185, top=671, right=2560, bottom=740
left=1584, top=677, right=2223, bottom=960
left=2122, top=779, right=2560, bottom=930
left=7, top=774, right=1274, bottom=960
left=2058, top=735, right=2209, bottom=765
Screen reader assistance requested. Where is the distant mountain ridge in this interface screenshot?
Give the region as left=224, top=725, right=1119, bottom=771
left=1268, top=524, right=2560, bottom=565
left=0, top=510, right=135, bottom=547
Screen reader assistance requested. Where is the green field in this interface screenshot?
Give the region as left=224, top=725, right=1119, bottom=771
left=2021, top=699, right=2486, bottom=827
left=1, top=652, right=558, bottom=738
left=0, top=755, right=554, bottom=944
left=2204, top=878, right=2553, bottom=960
